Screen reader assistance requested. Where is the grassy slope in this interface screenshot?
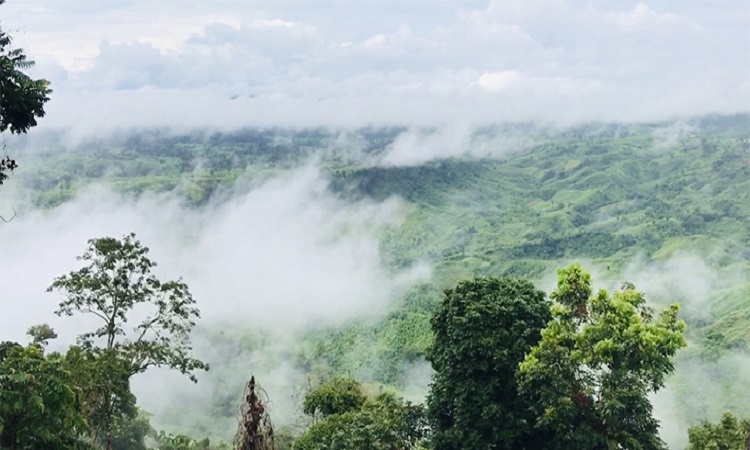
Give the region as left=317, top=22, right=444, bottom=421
left=315, top=118, right=750, bottom=387
left=7, top=115, right=750, bottom=426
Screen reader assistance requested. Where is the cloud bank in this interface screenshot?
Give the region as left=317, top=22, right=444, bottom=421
left=0, top=165, right=429, bottom=434
left=0, top=0, right=747, bottom=133
left=0, top=165, right=425, bottom=338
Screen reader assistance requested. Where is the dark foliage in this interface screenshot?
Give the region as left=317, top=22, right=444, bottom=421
left=426, top=277, right=551, bottom=450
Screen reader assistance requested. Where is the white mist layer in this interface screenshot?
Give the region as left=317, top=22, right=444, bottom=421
left=378, top=124, right=536, bottom=167
left=0, top=164, right=430, bottom=436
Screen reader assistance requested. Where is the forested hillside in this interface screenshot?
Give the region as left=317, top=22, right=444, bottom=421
left=2, top=114, right=750, bottom=449
left=10, top=114, right=750, bottom=326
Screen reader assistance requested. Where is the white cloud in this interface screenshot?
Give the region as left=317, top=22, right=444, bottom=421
left=651, top=121, right=696, bottom=149
left=250, top=18, right=316, bottom=35
left=477, top=70, right=522, bottom=91
left=601, top=2, right=692, bottom=31
left=0, top=0, right=746, bottom=132
left=0, top=166, right=426, bottom=338
left=378, top=124, right=536, bottom=166
left=468, top=0, right=568, bottom=26
left=0, top=164, right=432, bottom=432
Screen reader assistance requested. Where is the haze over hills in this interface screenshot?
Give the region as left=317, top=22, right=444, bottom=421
left=2, top=0, right=750, bottom=449
left=1, top=114, right=749, bottom=448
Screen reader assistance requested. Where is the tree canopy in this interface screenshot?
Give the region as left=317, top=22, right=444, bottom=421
left=0, top=344, right=90, bottom=450
left=48, top=233, right=207, bottom=379
left=47, top=233, right=207, bottom=450
left=0, top=0, right=52, bottom=185
left=0, top=0, right=51, bottom=135
left=518, top=264, right=687, bottom=450
left=302, top=377, right=366, bottom=419
left=426, top=277, right=552, bottom=450
left=687, top=413, right=750, bottom=450
left=294, top=378, right=428, bottom=450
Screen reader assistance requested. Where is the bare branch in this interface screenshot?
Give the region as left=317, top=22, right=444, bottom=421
left=134, top=316, right=161, bottom=345
left=82, top=308, right=110, bottom=323
left=235, top=375, right=275, bottom=450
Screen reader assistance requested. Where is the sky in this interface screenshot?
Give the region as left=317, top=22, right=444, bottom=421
left=1, top=0, right=749, bottom=132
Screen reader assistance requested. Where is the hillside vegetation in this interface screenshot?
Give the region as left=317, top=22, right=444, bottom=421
left=4, top=114, right=750, bottom=446
left=10, top=114, right=750, bottom=345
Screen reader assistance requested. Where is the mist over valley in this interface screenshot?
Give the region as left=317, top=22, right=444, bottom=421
left=1, top=1, right=749, bottom=449
left=2, top=117, right=750, bottom=449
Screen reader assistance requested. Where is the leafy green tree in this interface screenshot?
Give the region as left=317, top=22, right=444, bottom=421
left=110, top=411, right=151, bottom=450
left=47, top=233, right=208, bottom=450
left=153, top=432, right=230, bottom=450
left=48, top=233, right=208, bottom=377
left=0, top=0, right=51, bottom=134
left=294, top=379, right=428, bottom=450
left=62, top=347, right=137, bottom=450
left=26, top=324, right=57, bottom=347
left=0, top=344, right=90, bottom=450
left=0, top=0, right=52, bottom=185
left=302, top=377, right=366, bottom=420
left=154, top=433, right=210, bottom=450
left=518, top=264, right=686, bottom=450
left=426, top=277, right=551, bottom=450
left=0, top=341, right=18, bottom=360
left=686, top=413, right=750, bottom=450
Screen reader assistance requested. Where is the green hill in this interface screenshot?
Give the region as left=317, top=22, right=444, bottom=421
left=5, top=114, right=750, bottom=435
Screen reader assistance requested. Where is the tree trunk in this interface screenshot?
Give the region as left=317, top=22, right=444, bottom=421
left=234, top=376, right=275, bottom=450
left=103, top=388, right=114, bottom=450
left=0, top=416, right=17, bottom=450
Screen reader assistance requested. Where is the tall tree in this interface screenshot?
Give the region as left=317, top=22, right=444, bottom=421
left=426, top=277, right=551, bottom=450
left=0, top=0, right=52, bottom=185
left=47, top=233, right=208, bottom=450
left=518, top=264, right=686, bottom=450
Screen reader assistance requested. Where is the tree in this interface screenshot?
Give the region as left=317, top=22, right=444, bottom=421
left=302, top=377, right=366, bottom=420
left=154, top=432, right=229, bottom=450
left=0, top=344, right=90, bottom=450
left=686, top=413, right=750, bottom=450
left=109, top=411, right=152, bottom=450
left=47, top=233, right=208, bottom=450
left=0, top=0, right=52, bottom=185
left=294, top=378, right=428, bottom=450
left=518, top=264, right=686, bottom=450
left=26, top=324, right=57, bottom=347
left=62, top=346, right=138, bottom=450
left=426, top=277, right=551, bottom=450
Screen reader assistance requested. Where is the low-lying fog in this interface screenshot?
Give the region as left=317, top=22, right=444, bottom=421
left=1, top=139, right=748, bottom=447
